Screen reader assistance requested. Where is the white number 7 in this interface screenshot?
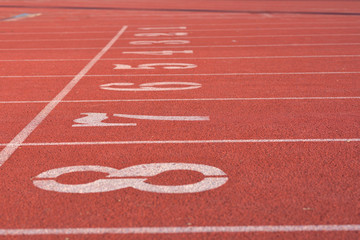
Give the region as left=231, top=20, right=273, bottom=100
left=73, top=113, right=209, bottom=127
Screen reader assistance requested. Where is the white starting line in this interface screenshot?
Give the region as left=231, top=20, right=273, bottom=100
left=0, top=224, right=359, bottom=235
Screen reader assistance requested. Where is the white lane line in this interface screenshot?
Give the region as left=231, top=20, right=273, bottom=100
left=106, top=55, right=360, bottom=60
left=0, top=21, right=359, bottom=29
left=0, top=38, right=109, bottom=42
left=117, top=42, right=360, bottom=49
left=2, top=42, right=360, bottom=51
left=1, top=33, right=360, bottom=42
left=127, top=26, right=360, bottom=31
left=1, top=97, right=359, bottom=104
left=1, top=138, right=359, bottom=147
left=121, top=33, right=360, bottom=39
left=0, top=31, right=117, bottom=35
left=0, top=47, right=101, bottom=51
left=0, top=26, right=128, bottom=168
left=2, top=26, right=360, bottom=34
left=1, top=55, right=360, bottom=62
left=1, top=20, right=358, bottom=28
left=0, top=224, right=359, bottom=235
left=2, top=72, right=360, bottom=78
left=0, top=59, right=91, bottom=62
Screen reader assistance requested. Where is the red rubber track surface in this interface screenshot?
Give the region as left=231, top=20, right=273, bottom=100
left=0, top=0, right=359, bottom=239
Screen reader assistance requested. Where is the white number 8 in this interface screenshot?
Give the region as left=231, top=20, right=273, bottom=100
left=33, top=163, right=228, bottom=194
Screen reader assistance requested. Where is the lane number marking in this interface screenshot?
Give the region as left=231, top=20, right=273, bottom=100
left=114, top=63, right=197, bottom=70
left=122, top=50, right=193, bottom=56
left=137, top=27, right=187, bottom=30
left=99, top=82, right=202, bottom=91
left=134, top=32, right=188, bottom=37
left=129, top=40, right=190, bottom=45
left=33, top=163, right=228, bottom=194
left=72, top=113, right=209, bottom=127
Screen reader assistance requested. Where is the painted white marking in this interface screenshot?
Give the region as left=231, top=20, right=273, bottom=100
left=113, top=114, right=209, bottom=121
left=119, top=42, right=360, bottom=49
left=72, top=112, right=208, bottom=127
left=114, top=63, right=197, bottom=70
left=105, top=55, right=360, bottom=60
left=129, top=40, right=190, bottom=45
left=123, top=34, right=360, bottom=40
left=122, top=50, right=193, bottom=56
left=72, top=113, right=136, bottom=127
left=0, top=224, right=359, bottom=235
left=1, top=138, right=359, bottom=147
left=134, top=32, right=188, bottom=37
left=138, top=27, right=187, bottom=30
left=0, top=38, right=110, bottom=42
left=1, top=96, right=360, bottom=104
left=0, top=26, right=128, bottom=168
left=1, top=55, right=360, bottom=62
left=99, top=82, right=202, bottom=92
left=130, top=26, right=360, bottom=32
left=2, top=42, right=360, bottom=51
left=128, top=26, right=360, bottom=32
left=0, top=47, right=101, bottom=51
left=33, top=163, right=227, bottom=194
left=1, top=34, right=360, bottom=43
left=0, top=20, right=359, bottom=29
left=2, top=72, right=360, bottom=78
left=0, top=31, right=119, bottom=35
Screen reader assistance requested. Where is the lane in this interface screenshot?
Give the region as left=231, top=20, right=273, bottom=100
left=0, top=104, right=47, bottom=143
left=21, top=100, right=359, bottom=144
left=0, top=61, right=88, bottom=76
left=0, top=142, right=358, bottom=234
left=1, top=28, right=360, bottom=41
left=2, top=37, right=360, bottom=51
left=4, top=25, right=360, bottom=34
left=88, top=58, right=360, bottom=75
left=0, top=49, right=100, bottom=60
left=2, top=21, right=360, bottom=30
left=105, top=46, right=360, bottom=58
left=0, top=77, right=72, bottom=102
left=64, top=74, right=360, bottom=100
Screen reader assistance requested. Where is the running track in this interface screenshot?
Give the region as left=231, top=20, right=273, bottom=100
left=0, top=0, right=359, bottom=239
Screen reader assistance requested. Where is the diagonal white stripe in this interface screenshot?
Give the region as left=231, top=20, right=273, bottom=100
left=0, top=26, right=128, bottom=168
